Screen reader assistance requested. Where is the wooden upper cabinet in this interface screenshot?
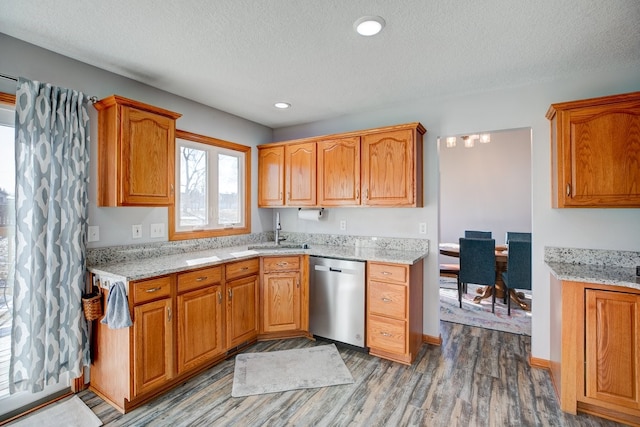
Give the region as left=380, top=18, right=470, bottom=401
left=547, top=91, right=640, bottom=208
left=362, top=125, right=424, bottom=207
left=259, top=122, right=425, bottom=208
left=285, top=142, right=316, bottom=206
left=258, top=145, right=285, bottom=207
left=317, top=136, right=361, bottom=206
left=94, top=95, right=181, bottom=207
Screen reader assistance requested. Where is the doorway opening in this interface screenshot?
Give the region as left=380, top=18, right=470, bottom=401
left=437, top=127, right=533, bottom=335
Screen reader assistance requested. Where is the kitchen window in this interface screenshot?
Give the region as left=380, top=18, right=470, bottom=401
left=169, top=130, right=251, bottom=240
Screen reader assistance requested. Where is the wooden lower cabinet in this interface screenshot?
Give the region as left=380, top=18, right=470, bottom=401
left=90, top=275, right=177, bottom=413
left=176, top=265, right=225, bottom=375
left=226, top=274, right=259, bottom=348
left=550, top=277, right=640, bottom=425
left=366, top=259, right=424, bottom=365
left=133, top=297, right=174, bottom=396
left=259, top=255, right=309, bottom=338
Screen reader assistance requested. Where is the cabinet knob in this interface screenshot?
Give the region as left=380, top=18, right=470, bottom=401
left=228, top=289, right=233, bottom=300
left=381, top=271, right=391, bottom=276
left=196, top=276, right=208, bottom=282
left=277, top=262, right=288, bottom=267
left=380, top=332, right=391, bottom=337
left=382, top=297, right=392, bottom=303
left=167, top=306, right=172, bottom=322
left=145, top=287, right=161, bottom=293
left=566, top=183, right=571, bottom=196
left=217, top=291, right=222, bottom=304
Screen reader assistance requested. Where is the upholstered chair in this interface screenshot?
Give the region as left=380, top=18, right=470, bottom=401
left=458, top=238, right=497, bottom=312
left=502, top=239, right=532, bottom=315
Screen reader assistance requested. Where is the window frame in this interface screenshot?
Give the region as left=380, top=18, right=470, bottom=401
left=169, top=129, right=251, bottom=241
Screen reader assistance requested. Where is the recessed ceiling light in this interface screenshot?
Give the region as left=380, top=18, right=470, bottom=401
left=354, top=16, right=385, bottom=36
left=274, top=102, right=291, bottom=109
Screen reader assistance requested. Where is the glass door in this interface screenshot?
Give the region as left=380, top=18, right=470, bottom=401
left=0, top=96, right=69, bottom=421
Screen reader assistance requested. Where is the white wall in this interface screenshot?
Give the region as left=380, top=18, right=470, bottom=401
left=273, top=65, right=640, bottom=360
left=439, top=127, right=532, bottom=248
left=0, top=33, right=274, bottom=248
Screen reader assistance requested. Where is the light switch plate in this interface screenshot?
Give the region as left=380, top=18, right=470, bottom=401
left=419, top=223, right=427, bottom=234
left=132, top=224, right=142, bottom=239
left=150, top=223, right=165, bottom=238
left=88, top=226, right=99, bottom=242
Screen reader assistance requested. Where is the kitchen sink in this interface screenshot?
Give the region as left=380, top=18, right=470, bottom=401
left=247, top=243, right=310, bottom=250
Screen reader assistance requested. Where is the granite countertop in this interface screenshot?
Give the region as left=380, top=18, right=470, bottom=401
left=88, top=243, right=428, bottom=282
left=546, top=262, right=640, bottom=291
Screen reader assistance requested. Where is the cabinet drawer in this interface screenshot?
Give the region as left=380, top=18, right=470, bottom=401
left=367, top=314, right=406, bottom=354
left=177, top=266, right=223, bottom=294
left=368, top=262, right=409, bottom=284
left=225, top=258, right=259, bottom=281
left=262, top=256, right=301, bottom=272
left=368, top=281, right=407, bottom=319
left=132, top=276, right=172, bottom=305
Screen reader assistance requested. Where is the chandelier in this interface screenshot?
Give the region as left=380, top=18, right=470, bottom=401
left=445, top=133, right=490, bottom=148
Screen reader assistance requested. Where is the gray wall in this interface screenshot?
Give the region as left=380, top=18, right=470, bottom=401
left=273, top=66, right=640, bottom=361
left=3, top=32, right=640, bottom=361
left=0, top=33, right=274, bottom=248
left=439, top=127, right=532, bottom=248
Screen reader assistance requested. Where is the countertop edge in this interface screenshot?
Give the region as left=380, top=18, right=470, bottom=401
left=88, top=244, right=429, bottom=282
left=546, top=261, right=640, bottom=291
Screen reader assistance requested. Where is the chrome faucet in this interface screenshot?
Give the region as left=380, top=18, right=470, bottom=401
left=275, top=212, right=286, bottom=244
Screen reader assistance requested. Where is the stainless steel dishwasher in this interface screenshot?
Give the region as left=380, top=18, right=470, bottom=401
left=309, top=256, right=366, bottom=349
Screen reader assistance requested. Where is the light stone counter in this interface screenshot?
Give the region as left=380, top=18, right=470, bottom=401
left=88, top=233, right=429, bottom=282
left=545, top=246, right=640, bottom=291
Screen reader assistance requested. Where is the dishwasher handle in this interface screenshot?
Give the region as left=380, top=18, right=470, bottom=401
left=329, top=267, right=342, bottom=273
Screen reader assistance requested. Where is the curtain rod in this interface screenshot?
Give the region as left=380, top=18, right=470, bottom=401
left=0, top=72, right=98, bottom=103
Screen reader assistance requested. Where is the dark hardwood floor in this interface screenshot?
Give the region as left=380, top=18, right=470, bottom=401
left=79, top=322, right=622, bottom=426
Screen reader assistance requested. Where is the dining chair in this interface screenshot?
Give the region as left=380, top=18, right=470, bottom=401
left=501, top=239, right=532, bottom=315
left=465, top=230, right=492, bottom=239
left=505, top=231, right=531, bottom=244
left=458, top=237, right=497, bottom=312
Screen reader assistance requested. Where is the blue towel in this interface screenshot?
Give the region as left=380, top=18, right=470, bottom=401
left=101, top=281, right=132, bottom=329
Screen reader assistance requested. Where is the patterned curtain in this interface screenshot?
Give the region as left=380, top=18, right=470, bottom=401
left=10, top=78, right=91, bottom=393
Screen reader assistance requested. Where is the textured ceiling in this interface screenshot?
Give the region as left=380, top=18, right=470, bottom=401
left=1, top=0, right=639, bottom=128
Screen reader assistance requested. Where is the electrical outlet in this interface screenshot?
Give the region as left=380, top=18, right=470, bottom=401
left=132, top=224, right=142, bottom=239
left=340, top=220, right=347, bottom=231
left=150, top=223, right=165, bottom=238
left=88, top=226, right=99, bottom=242
left=419, top=222, right=427, bottom=234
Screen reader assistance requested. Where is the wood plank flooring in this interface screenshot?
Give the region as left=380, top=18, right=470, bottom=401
left=78, top=322, right=623, bottom=426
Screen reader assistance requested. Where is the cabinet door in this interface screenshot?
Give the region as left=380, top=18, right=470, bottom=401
left=177, top=285, right=224, bottom=374
left=285, top=142, right=316, bottom=206
left=258, top=145, right=285, bottom=207
left=549, top=93, right=640, bottom=208
left=317, top=137, right=361, bottom=206
left=121, top=105, right=175, bottom=206
left=226, top=274, right=259, bottom=348
left=133, top=298, right=173, bottom=396
left=585, top=289, right=640, bottom=410
left=262, top=271, right=301, bottom=333
left=362, top=129, right=419, bottom=206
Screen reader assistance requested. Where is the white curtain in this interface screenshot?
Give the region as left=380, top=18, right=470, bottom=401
left=10, top=78, right=90, bottom=393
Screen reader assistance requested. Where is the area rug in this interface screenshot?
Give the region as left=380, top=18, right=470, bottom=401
left=231, top=344, right=354, bottom=397
left=440, top=277, right=531, bottom=336
left=10, top=395, right=102, bottom=427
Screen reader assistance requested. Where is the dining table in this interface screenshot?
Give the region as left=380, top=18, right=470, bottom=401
left=439, top=242, right=530, bottom=311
